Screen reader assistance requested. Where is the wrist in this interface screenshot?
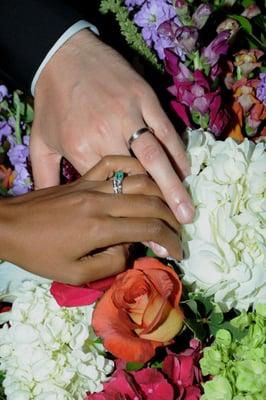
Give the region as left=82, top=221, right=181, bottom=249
left=35, top=29, right=99, bottom=98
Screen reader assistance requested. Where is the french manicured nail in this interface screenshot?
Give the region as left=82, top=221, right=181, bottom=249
left=149, top=242, right=169, bottom=258
left=175, top=202, right=195, bottom=224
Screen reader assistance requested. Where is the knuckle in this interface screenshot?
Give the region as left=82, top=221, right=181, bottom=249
left=139, top=143, right=162, bottom=163
left=94, top=118, right=112, bottom=140
left=136, top=175, right=151, bottom=190
left=150, top=219, right=166, bottom=236
left=149, top=195, right=164, bottom=211
left=102, top=155, right=113, bottom=169
left=167, top=185, right=180, bottom=202
left=159, top=123, right=174, bottom=141
left=134, top=80, right=154, bottom=98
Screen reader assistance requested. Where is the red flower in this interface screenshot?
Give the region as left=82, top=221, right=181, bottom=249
left=87, top=368, right=174, bottom=400
left=50, top=276, right=116, bottom=307
left=162, top=339, right=202, bottom=400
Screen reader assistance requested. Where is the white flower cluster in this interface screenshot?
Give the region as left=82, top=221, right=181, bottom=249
left=0, top=281, right=113, bottom=400
left=180, top=129, right=266, bottom=311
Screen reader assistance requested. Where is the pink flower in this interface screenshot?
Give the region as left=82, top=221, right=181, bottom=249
left=162, top=339, right=202, bottom=400
left=87, top=368, right=174, bottom=400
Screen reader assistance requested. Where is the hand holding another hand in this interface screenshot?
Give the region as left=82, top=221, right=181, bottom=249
left=0, top=156, right=181, bottom=285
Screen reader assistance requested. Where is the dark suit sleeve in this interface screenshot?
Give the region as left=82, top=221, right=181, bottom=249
left=0, top=0, right=84, bottom=93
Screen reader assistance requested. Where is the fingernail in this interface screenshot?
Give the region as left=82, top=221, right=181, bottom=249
left=175, top=202, right=195, bottom=224
left=149, top=242, right=169, bottom=258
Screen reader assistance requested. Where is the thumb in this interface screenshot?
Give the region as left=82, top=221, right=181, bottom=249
left=30, top=135, right=61, bottom=189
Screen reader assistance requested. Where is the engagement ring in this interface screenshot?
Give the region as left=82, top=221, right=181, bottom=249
left=112, top=170, right=124, bottom=194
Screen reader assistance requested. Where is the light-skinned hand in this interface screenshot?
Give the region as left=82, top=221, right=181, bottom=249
left=0, top=156, right=181, bottom=285
left=31, top=29, right=195, bottom=224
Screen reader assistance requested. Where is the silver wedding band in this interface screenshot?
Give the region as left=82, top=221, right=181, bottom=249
left=128, top=126, right=154, bottom=149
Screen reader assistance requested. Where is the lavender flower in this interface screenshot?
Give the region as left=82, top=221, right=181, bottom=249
left=8, top=143, right=29, bottom=166
left=0, top=85, right=8, bottom=102
left=10, top=164, right=32, bottom=195
left=134, top=0, right=177, bottom=58
left=256, top=72, right=266, bottom=105
left=0, top=121, right=12, bottom=141
left=201, top=31, right=230, bottom=67
left=125, top=0, right=146, bottom=8
left=192, top=4, right=212, bottom=29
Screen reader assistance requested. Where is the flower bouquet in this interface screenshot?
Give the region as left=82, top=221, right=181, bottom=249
left=0, top=0, right=266, bottom=399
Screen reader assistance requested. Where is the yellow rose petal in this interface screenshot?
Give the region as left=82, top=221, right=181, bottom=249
left=136, top=307, right=183, bottom=343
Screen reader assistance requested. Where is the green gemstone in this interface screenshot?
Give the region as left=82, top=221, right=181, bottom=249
left=115, top=170, right=124, bottom=181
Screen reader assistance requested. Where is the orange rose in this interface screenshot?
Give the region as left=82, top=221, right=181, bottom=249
left=92, top=257, right=184, bottom=363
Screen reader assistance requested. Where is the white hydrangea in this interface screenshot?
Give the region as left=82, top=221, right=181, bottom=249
left=180, top=129, right=266, bottom=312
left=0, top=281, right=114, bottom=399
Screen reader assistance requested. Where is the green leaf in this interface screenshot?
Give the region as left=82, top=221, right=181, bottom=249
left=150, top=361, right=163, bottom=369
left=126, top=362, right=145, bottom=371
left=241, top=0, right=255, bottom=7
left=146, top=248, right=156, bottom=257
left=182, top=299, right=199, bottom=316
left=189, top=292, right=214, bottom=315
left=185, top=318, right=207, bottom=341
left=25, top=103, right=34, bottom=123
left=229, top=15, right=253, bottom=34
left=210, top=312, right=224, bottom=326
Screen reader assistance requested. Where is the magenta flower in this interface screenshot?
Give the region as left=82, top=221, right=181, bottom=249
left=162, top=339, right=202, bottom=400
left=174, top=70, right=213, bottom=114
left=201, top=31, right=230, bottom=67
left=87, top=368, right=174, bottom=400
left=168, top=66, right=228, bottom=135
left=209, top=92, right=230, bottom=136
left=164, top=49, right=192, bottom=79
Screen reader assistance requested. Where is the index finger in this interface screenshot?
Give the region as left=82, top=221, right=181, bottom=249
left=130, top=131, right=195, bottom=224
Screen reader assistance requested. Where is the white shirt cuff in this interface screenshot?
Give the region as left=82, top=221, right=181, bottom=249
left=31, top=20, right=99, bottom=96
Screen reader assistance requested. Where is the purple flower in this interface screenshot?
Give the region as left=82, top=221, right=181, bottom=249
left=201, top=31, right=230, bottom=67
left=10, top=164, right=32, bottom=196
left=8, top=144, right=29, bottom=166
left=125, top=0, right=145, bottom=6
left=256, top=72, right=266, bottom=105
left=0, top=121, right=12, bottom=141
left=192, top=4, right=212, bottom=29
left=164, top=49, right=191, bottom=80
left=134, top=0, right=177, bottom=56
left=23, top=135, right=30, bottom=146
left=0, top=85, right=8, bottom=101
left=157, top=21, right=186, bottom=60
